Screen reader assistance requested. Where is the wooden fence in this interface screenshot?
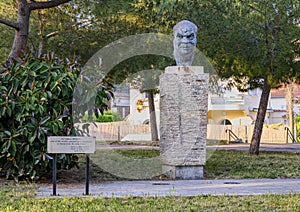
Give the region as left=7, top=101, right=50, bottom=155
left=207, top=125, right=287, bottom=144
left=79, top=122, right=289, bottom=144
left=76, top=122, right=150, bottom=141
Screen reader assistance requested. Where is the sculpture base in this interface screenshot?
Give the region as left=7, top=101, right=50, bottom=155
left=160, top=66, right=208, bottom=180
left=162, top=165, right=203, bottom=180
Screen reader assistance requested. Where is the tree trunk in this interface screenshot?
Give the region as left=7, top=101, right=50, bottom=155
left=8, top=1, right=30, bottom=62
left=286, top=81, right=295, bottom=142
left=147, top=91, right=159, bottom=141
left=1, top=0, right=71, bottom=63
left=249, top=75, right=271, bottom=155
left=38, top=10, right=45, bottom=55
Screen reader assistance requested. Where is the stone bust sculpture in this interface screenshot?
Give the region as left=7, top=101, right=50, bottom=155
left=173, top=20, right=198, bottom=66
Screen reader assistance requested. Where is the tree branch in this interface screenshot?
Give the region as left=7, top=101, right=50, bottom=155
left=45, top=31, right=58, bottom=39
left=247, top=3, right=264, bottom=15
left=29, top=0, right=71, bottom=11
left=0, top=18, right=19, bottom=30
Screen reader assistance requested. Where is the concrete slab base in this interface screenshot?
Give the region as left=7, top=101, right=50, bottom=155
left=163, top=165, right=203, bottom=180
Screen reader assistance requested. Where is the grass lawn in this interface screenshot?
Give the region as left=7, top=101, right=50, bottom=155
left=1, top=185, right=300, bottom=211
left=205, top=150, right=300, bottom=179
left=1, top=149, right=300, bottom=211
left=90, top=149, right=300, bottom=180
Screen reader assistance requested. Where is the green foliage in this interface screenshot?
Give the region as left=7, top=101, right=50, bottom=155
left=202, top=0, right=300, bottom=88
left=264, top=123, right=284, bottom=129
left=95, top=114, right=113, bottom=122
left=0, top=53, right=80, bottom=180
left=94, top=110, right=123, bottom=122
left=0, top=52, right=113, bottom=180
left=0, top=1, right=16, bottom=63
left=0, top=0, right=99, bottom=64
left=296, top=115, right=300, bottom=142
left=131, top=0, right=300, bottom=86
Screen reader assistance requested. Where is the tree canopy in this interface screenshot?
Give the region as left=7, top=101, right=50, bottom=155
left=0, top=0, right=299, bottom=155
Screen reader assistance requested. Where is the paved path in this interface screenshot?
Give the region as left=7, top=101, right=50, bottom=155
left=37, top=178, right=300, bottom=198
left=37, top=143, right=300, bottom=198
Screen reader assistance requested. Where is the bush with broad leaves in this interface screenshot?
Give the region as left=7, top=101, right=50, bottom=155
left=0, top=52, right=113, bottom=181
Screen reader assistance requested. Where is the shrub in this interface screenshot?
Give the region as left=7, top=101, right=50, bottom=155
left=296, top=115, right=300, bottom=142
left=0, top=52, right=113, bottom=180
left=94, top=110, right=123, bottom=122
left=268, top=123, right=284, bottom=129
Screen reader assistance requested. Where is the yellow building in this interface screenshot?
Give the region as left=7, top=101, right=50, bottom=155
left=207, top=87, right=257, bottom=126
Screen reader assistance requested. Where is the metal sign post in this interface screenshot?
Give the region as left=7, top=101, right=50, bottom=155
left=47, top=136, right=96, bottom=196
left=52, top=154, right=57, bottom=196
left=85, top=154, right=90, bottom=195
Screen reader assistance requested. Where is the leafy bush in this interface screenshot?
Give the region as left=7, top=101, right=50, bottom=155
left=268, top=123, right=284, bottom=129
left=296, top=115, right=300, bottom=142
left=94, top=110, right=123, bottom=122
left=0, top=53, right=113, bottom=180
left=82, top=110, right=123, bottom=122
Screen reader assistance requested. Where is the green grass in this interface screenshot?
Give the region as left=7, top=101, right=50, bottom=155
left=115, top=149, right=160, bottom=159
left=206, top=139, right=227, bottom=146
left=1, top=192, right=300, bottom=211
left=0, top=181, right=36, bottom=202
left=88, top=149, right=300, bottom=180
left=2, top=150, right=300, bottom=211
left=114, top=149, right=300, bottom=179
left=89, top=149, right=162, bottom=180
left=205, top=150, right=300, bottom=179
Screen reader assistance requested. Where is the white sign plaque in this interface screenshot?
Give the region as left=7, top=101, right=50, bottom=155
left=47, top=136, right=96, bottom=154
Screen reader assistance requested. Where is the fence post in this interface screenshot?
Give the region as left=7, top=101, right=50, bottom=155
left=245, top=125, right=248, bottom=143
left=225, top=129, right=230, bottom=144
left=286, top=127, right=289, bottom=144
left=118, top=126, right=121, bottom=143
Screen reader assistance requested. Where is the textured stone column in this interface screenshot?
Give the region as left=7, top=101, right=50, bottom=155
left=160, top=66, right=209, bottom=179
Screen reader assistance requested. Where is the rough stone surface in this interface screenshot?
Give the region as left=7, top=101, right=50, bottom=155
left=160, top=66, right=209, bottom=179
left=162, top=165, right=203, bottom=180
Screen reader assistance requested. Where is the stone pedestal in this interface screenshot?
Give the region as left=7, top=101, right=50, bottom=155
left=159, top=66, right=209, bottom=180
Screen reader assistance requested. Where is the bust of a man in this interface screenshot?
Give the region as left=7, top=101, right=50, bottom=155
left=173, top=20, right=198, bottom=66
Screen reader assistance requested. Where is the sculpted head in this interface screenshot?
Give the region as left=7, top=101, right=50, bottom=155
left=173, top=20, right=198, bottom=66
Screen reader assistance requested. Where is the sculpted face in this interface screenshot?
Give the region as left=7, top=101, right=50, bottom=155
left=173, top=20, right=198, bottom=66
left=174, top=26, right=197, bottom=55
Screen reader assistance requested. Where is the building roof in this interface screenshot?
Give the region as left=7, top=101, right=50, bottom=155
left=271, top=84, right=300, bottom=98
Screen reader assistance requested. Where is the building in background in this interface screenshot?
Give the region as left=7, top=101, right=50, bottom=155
left=124, top=86, right=300, bottom=127
left=110, top=84, right=130, bottom=119
left=111, top=82, right=300, bottom=127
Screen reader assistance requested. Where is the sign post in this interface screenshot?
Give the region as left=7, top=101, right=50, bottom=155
left=85, top=154, right=90, bottom=195
left=52, top=154, right=57, bottom=196
left=47, top=136, right=96, bottom=196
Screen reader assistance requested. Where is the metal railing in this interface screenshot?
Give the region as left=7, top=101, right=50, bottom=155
left=284, top=127, right=297, bottom=143
left=225, top=128, right=242, bottom=144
